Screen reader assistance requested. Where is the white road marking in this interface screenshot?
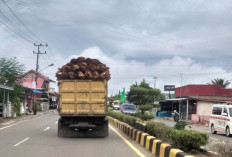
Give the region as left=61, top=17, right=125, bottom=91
left=55, top=121, right=58, bottom=124
left=44, top=127, right=50, bottom=131
left=14, top=137, right=30, bottom=147
left=0, top=114, right=48, bottom=131
left=0, top=124, right=17, bottom=131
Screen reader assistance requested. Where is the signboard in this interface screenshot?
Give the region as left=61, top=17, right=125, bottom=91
left=0, top=85, right=14, bottom=90
left=164, top=85, right=175, bottom=91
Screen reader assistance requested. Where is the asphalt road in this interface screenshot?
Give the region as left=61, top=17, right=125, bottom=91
left=0, top=111, right=152, bottom=157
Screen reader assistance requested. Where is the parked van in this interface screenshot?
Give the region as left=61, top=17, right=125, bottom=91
left=210, top=104, right=232, bottom=137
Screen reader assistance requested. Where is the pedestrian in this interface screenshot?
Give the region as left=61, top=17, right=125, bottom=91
left=26, top=104, right=29, bottom=115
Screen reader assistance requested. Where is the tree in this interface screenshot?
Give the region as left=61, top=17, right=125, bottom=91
left=0, top=57, right=25, bottom=102
left=127, top=80, right=164, bottom=106
left=0, top=57, right=25, bottom=85
left=209, top=78, right=231, bottom=88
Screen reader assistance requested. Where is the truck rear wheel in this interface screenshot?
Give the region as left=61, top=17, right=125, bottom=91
left=58, top=118, right=74, bottom=137
left=94, top=121, right=108, bottom=137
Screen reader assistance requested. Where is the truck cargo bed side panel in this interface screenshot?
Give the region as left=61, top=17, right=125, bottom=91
left=59, top=80, right=107, bottom=115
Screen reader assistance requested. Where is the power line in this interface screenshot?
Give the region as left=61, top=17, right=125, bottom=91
left=6, top=0, right=190, bottom=48
left=0, top=23, right=33, bottom=49
left=0, top=9, right=33, bottom=46
left=1, top=0, right=44, bottom=43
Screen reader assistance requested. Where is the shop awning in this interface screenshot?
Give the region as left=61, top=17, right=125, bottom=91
left=32, top=89, right=43, bottom=94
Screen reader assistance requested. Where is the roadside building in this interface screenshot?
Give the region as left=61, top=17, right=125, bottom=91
left=21, top=70, right=55, bottom=112
left=47, top=88, right=58, bottom=109
left=159, top=85, right=232, bottom=124
left=0, top=84, right=14, bottom=118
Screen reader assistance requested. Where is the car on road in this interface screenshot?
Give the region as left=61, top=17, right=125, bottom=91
left=121, top=104, right=137, bottom=115
left=210, top=104, right=232, bottom=137
left=112, top=103, right=120, bottom=110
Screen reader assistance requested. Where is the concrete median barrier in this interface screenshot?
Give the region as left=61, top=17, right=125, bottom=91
left=108, top=116, right=194, bottom=157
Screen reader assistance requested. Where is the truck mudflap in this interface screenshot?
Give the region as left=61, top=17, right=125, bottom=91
left=58, top=118, right=108, bottom=138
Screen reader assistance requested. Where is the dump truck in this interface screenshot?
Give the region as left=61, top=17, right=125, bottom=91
left=56, top=57, right=110, bottom=137
left=58, top=80, right=108, bottom=137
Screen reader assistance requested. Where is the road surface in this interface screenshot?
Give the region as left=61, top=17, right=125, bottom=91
left=0, top=111, right=152, bottom=157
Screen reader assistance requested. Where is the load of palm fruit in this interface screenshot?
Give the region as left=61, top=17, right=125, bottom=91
left=56, top=57, right=111, bottom=80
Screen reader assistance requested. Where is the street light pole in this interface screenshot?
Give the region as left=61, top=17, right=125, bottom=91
left=39, top=63, right=54, bottom=72
left=153, top=76, right=157, bottom=88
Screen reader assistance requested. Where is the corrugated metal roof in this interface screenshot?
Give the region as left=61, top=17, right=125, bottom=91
left=160, top=96, right=232, bottom=103
left=160, top=98, right=188, bottom=102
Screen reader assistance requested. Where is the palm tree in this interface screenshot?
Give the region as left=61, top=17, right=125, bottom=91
left=209, top=78, right=231, bottom=88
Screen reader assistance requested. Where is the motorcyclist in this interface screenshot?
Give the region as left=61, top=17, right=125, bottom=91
left=173, top=110, right=179, bottom=122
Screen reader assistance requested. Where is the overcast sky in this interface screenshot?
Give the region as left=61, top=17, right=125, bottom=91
left=1, top=0, right=232, bottom=95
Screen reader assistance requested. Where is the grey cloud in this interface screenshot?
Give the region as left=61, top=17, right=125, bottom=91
left=1, top=0, right=232, bottom=93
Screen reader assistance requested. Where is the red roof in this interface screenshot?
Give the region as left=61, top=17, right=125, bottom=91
left=175, top=84, right=232, bottom=97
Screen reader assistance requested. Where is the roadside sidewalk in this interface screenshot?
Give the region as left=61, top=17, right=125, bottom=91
left=154, top=116, right=210, bottom=134
left=0, top=110, right=54, bottom=128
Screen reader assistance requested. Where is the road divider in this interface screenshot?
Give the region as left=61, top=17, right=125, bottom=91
left=14, top=137, right=30, bottom=147
left=108, top=116, right=194, bottom=157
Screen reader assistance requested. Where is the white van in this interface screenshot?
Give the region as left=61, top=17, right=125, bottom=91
left=210, top=104, right=232, bottom=137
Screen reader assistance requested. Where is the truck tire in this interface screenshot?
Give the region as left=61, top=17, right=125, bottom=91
left=58, top=118, right=74, bottom=137
left=58, top=118, right=63, bottom=137
left=102, top=121, right=109, bottom=137
left=96, top=120, right=109, bottom=137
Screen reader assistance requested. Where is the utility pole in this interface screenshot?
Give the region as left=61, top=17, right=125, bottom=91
left=179, top=73, right=183, bottom=120
left=180, top=73, right=183, bottom=97
left=33, top=43, right=48, bottom=88
left=153, top=76, right=157, bottom=88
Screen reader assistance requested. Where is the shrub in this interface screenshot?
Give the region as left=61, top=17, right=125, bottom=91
left=169, top=129, right=208, bottom=152
left=139, top=114, right=154, bottom=121
left=108, top=111, right=137, bottom=127
left=133, top=112, right=154, bottom=121
left=123, top=115, right=137, bottom=127
left=12, top=96, right=21, bottom=116
left=139, top=105, right=153, bottom=114
left=146, top=121, right=172, bottom=142
left=108, top=107, right=113, bottom=112
left=174, top=120, right=187, bottom=130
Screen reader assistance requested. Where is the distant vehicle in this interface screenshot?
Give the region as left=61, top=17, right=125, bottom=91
left=112, top=103, right=120, bottom=110
left=210, top=104, right=232, bottom=137
left=120, top=102, right=131, bottom=110
left=121, top=104, right=137, bottom=115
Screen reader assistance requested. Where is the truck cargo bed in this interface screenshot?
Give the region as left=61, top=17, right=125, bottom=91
left=58, top=80, right=107, bottom=116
